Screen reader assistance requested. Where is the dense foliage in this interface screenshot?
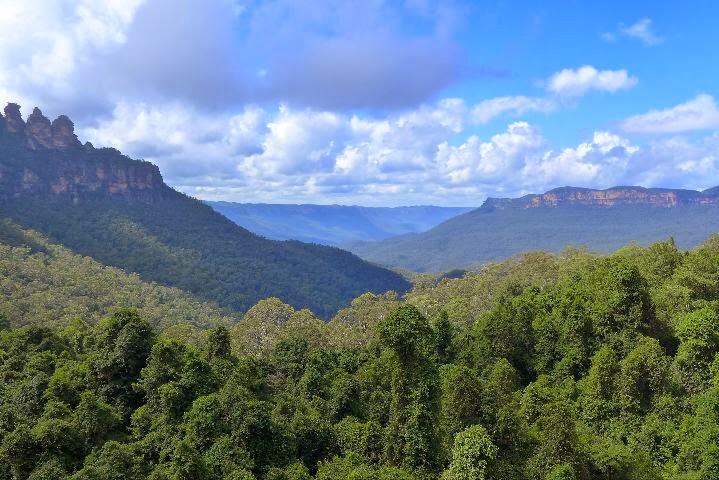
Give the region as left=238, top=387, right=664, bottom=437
left=348, top=202, right=719, bottom=272
left=3, top=237, right=719, bottom=479
left=0, top=220, right=234, bottom=330
left=0, top=133, right=410, bottom=319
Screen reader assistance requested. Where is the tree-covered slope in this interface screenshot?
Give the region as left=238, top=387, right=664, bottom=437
left=0, top=104, right=410, bottom=318
left=347, top=186, right=719, bottom=272
left=0, top=220, right=234, bottom=330
left=207, top=202, right=471, bottom=245
left=3, top=237, right=719, bottom=479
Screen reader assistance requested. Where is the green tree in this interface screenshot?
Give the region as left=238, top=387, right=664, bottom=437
left=377, top=304, right=441, bottom=475
left=617, top=337, right=670, bottom=418
left=673, top=307, right=719, bottom=394
left=441, top=425, right=497, bottom=480
left=91, top=309, right=155, bottom=412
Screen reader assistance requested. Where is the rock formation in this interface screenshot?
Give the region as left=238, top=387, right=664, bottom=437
left=4, top=103, right=25, bottom=133
left=0, top=102, right=167, bottom=204
left=26, top=107, right=53, bottom=149
left=483, top=186, right=719, bottom=210
left=51, top=115, right=81, bottom=149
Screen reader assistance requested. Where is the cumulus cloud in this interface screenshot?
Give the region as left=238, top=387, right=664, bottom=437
left=82, top=102, right=267, bottom=185
left=0, top=0, right=145, bottom=116
left=77, top=96, right=719, bottom=206
left=524, top=131, right=638, bottom=188
left=603, top=18, right=663, bottom=46
left=620, top=95, right=719, bottom=134
left=3, top=1, right=716, bottom=206
left=0, top=0, right=464, bottom=115
left=437, top=122, right=546, bottom=185
left=546, top=66, right=638, bottom=97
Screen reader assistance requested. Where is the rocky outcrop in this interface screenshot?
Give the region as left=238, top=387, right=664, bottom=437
left=3, top=103, right=83, bottom=150
left=51, top=115, right=81, bottom=149
left=4, top=103, right=25, bottom=133
left=0, top=102, right=168, bottom=204
left=26, top=107, right=53, bottom=149
left=483, top=186, right=719, bottom=210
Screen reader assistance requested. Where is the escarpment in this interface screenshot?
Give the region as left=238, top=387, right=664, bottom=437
left=0, top=103, right=167, bottom=204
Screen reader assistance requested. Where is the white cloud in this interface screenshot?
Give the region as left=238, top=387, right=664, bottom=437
left=524, top=131, right=639, bottom=187
left=437, top=122, right=546, bottom=185
left=620, top=18, right=663, bottom=46
left=246, top=106, right=348, bottom=176
left=81, top=101, right=266, bottom=183
left=620, top=95, right=719, bottom=134
left=603, top=18, right=663, bottom=46
left=0, top=0, right=145, bottom=114
left=0, top=0, right=464, bottom=114
left=470, top=96, right=555, bottom=124
left=546, top=66, right=638, bottom=97
left=77, top=95, right=719, bottom=206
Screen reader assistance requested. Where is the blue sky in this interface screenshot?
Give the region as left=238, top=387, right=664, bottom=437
left=1, top=0, right=718, bottom=206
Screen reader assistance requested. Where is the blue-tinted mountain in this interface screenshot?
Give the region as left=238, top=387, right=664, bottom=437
left=0, top=103, right=410, bottom=318
left=207, top=202, right=472, bottom=245
left=347, top=185, right=719, bottom=272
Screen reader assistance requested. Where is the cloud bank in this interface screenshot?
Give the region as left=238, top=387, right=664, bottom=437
left=620, top=95, right=719, bottom=134
left=80, top=98, right=719, bottom=206
left=1, top=1, right=717, bottom=206
left=0, top=0, right=464, bottom=115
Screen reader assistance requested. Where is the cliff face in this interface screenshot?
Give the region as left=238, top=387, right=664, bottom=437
left=483, top=186, right=719, bottom=210
left=0, top=103, right=167, bottom=204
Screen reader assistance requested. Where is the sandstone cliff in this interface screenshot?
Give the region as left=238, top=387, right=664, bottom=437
left=483, top=185, right=719, bottom=210
left=0, top=103, right=167, bottom=204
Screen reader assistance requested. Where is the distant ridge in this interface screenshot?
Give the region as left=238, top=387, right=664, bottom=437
left=346, top=185, right=719, bottom=273
left=0, top=103, right=410, bottom=318
left=483, top=185, right=719, bottom=210
left=207, top=201, right=472, bottom=245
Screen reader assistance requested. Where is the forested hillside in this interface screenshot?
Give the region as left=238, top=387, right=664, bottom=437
left=0, top=220, right=235, bottom=331
left=0, top=104, right=410, bottom=318
left=2, top=236, right=719, bottom=479
left=207, top=202, right=471, bottom=245
left=348, top=186, right=719, bottom=272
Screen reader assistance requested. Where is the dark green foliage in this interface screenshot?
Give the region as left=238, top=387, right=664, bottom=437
left=92, top=309, right=155, bottom=413
left=0, top=136, right=409, bottom=318
left=2, top=237, right=719, bottom=478
left=673, top=307, right=719, bottom=394
left=349, top=199, right=719, bottom=273
left=0, top=221, right=235, bottom=331
left=377, top=304, right=441, bottom=476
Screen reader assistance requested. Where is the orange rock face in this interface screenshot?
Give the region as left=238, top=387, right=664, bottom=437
left=485, top=186, right=719, bottom=210
left=51, top=115, right=81, bottom=149
left=26, top=107, right=53, bottom=149
left=1, top=102, right=167, bottom=204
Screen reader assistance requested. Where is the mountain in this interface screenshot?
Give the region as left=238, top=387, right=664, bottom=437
left=346, top=185, right=719, bottom=272
left=0, top=103, right=410, bottom=318
left=206, top=202, right=472, bottom=245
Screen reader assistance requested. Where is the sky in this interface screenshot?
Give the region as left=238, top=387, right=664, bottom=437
left=1, top=0, right=718, bottom=206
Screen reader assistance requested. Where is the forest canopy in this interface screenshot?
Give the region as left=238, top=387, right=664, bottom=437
left=2, top=235, right=719, bottom=479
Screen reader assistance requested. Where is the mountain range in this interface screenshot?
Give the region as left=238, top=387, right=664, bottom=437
left=206, top=202, right=471, bottom=245
left=346, top=185, right=719, bottom=272
left=0, top=103, right=410, bottom=318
